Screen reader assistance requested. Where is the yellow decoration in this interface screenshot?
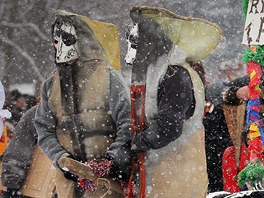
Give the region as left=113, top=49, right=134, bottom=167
left=249, top=123, right=261, bottom=140
left=254, top=85, right=260, bottom=91
left=250, top=70, right=256, bottom=79
left=0, top=123, right=8, bottom=156
left=78, top=16, right=121, bottom=70
left=250, top=123, right=259, bottom=131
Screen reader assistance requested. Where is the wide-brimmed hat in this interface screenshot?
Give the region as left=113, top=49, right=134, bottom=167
left=130, top=6, right=222, bottom=62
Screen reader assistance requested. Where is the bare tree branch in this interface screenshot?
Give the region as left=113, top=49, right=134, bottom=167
left=1, top=21, right=49, bottom=41
left=0, top=34, right=45, bottom=82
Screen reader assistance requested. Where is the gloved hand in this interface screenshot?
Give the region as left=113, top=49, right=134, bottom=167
left=58, top=154, right=97, bottom=181
left=222, top=86, right=241, bottom=105
left=106, top=141, right=134, bottom=181
left=60, top=168, right=78, bottom=182
left=1, top=189, right=24, bottom=198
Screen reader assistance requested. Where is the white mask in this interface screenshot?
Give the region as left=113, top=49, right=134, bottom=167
left=53, top=23, right=79, bottom=63
left=125, top=23, right=138, bottom=65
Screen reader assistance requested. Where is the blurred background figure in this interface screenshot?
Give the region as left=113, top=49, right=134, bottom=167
left=0, top=106, right=38, bottom=198
left=21, top=94, right=39, bottom=111
left=216, top=61, right=246, bottom=83
left=0, top=82, right=11, bottom=136
left=7, top=90, right=26, bottom=126
left=0, top=89, right=38, bottom=159
left=3, top=90, right=38, bottom=138
left=0, top=82, right=12, bottom=156
left=2, top=90, right=26, bottom=141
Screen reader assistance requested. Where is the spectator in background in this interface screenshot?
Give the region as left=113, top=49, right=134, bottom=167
left=5, top=90, right=26, bottom=127
left=1, top=106, right=38, bottom=198
left=0, top=82, right=12, bottom=158
left=204, top=73, right=261, bottom=193
left=22, top=94, right=39, bottom=111
left=2, top=90, right=26, bottom=140
left=0, top=82, right=11, bottom=137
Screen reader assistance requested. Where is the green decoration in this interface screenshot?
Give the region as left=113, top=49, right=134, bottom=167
left=243, top=45, right=264, bottom=66
left=238, top=160, right=264, bottom=187
left=243, top=0, right=249, bottom=21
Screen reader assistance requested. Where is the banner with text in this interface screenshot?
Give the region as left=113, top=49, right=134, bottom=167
left=242, top=0, right=264, bottom=45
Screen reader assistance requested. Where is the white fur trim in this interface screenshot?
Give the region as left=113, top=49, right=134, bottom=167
left=145, top=45, right=187, bottom=119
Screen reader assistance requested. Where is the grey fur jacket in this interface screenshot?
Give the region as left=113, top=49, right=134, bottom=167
left=34, top=69, right=131, bottom=169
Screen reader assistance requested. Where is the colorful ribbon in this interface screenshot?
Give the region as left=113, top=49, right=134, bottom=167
left=246, top=61, right=263, bottom=163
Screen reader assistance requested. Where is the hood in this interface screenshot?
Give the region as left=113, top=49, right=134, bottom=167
left=53, top=10, right=121, bottom=70
left=130, top=6, right=222, bottom=63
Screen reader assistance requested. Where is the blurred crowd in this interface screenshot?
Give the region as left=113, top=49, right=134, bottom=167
left=0, top=89, right=39, bottom=156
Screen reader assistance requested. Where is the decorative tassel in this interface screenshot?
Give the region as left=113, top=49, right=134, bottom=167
left=78, top=177, right=97, bottom=192
left=86, top=159, right=112, bottom=176
left=242, top=0, right=249, bottom=21
left=238, top=1, right=264, bottom=189
left=238, top=160, right=264, bottom=187
left=77, top=159, right=112, bottom=191
left=238, top=60, right=264, bottom=186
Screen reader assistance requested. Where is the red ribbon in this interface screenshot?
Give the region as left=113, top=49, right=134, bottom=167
left=128, top=85, right=146, bottom=198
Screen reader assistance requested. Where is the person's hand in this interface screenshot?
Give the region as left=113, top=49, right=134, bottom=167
left=236, top=86, right=249, bottom=101
left=106, top=141, right=133, bottom=181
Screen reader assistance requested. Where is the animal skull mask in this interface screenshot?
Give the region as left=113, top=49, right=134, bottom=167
left=125, top=23, right=138, bottom=65
left=53, top=22, right=79, bottom=63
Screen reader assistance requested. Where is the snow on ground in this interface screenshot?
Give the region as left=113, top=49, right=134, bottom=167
left=207, top=190, right=264, bottom=198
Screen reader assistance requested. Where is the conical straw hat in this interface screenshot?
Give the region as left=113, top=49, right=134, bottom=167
left=130, top=6, right=222, bottom=62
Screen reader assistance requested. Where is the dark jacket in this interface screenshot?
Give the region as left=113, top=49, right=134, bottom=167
left=1, top=106, right=38, bottom=190
left=132, top=65, right=194, bottom=152
left=204, top=75, right=253, bottom=192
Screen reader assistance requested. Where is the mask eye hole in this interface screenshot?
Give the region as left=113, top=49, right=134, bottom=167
left=130, top=44, right=137, bottom=49
left=128, top=35, right=138, bottom=49
left=54, top=39, right=59, bottom=45
left=62, top=32, right=76, bottom=46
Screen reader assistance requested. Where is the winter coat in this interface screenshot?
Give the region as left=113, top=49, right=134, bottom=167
left=222, top=143, right=249, bottom=193
left=34, top=11, right=130, bottom=198
left=204, top=105, right=233, bottom=193
left=204, top=75, right=259, bottom=193
left=128, top=7, right=222, bottom=198
left=1, top=105, right=37, bottom=190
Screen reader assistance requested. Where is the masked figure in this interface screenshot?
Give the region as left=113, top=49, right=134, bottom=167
left=126, top=7, right=222, bottom=198
left=35, top=10, right=130, bottom=198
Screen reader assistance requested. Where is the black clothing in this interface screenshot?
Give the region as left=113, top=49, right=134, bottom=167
left=132, top=65, right=195, bottom=152
left=0, top=189, right=27, bottom=198
left=204, top=75, right=254, bottom=192
left=204, top=106, right=233, bottom=192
